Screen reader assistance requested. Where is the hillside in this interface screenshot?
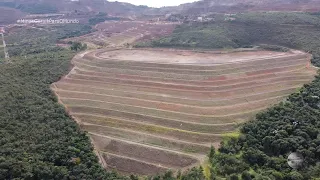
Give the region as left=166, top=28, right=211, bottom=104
left=1, top=1, right=320, bottom=177
left=2, top=0, right=320, bottom=25
left=0, top=0, right=152, bottom=16
left=137, top=12, right=320, bottom=178
left=1, top=0, right=320, bottom=178
left=170, top=0, right=320, bottom=14
left=52, top=47, right=316, bottom=175
left=0, top=0, right=154, bottom=25
left=0, top=7, right=24, bottom=25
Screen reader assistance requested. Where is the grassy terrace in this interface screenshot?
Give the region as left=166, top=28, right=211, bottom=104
left=53, top=47, right=316, bottom=175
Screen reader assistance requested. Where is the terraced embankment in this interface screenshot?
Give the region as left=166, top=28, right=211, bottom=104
left=52, top=48, right=317, bottom=175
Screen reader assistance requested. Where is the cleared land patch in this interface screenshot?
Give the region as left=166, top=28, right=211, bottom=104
left=64, top=21, right=177, bottom=47
left=52, top=48, right=317, bottom=175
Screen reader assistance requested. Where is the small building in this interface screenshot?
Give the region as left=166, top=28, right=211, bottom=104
left=197, top=17, right=203, bottom=22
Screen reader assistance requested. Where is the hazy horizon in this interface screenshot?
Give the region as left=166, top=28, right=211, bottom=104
left=108, top=0, right=199, bottom=8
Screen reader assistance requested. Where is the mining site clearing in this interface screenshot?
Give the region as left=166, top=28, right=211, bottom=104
left=64, top=21, right=177, bottom=47
left=52, top=48, right=317, bottom=175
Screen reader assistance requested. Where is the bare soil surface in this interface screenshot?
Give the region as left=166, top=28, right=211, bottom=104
left=52, top=47, right=317, bottom=175
left=98, top=48, right=298, bottom=65
left=64, top=21, right=177, bottom=47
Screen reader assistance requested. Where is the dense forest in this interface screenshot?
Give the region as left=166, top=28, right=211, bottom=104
left=0, top=24, right=206, bottom=180
left=0, top=25, right=127, bottom=179
left=1, top=12, right=320, bottom=179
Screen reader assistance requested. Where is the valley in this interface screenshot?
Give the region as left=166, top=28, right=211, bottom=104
left=1, top=0, right=320, bottom=179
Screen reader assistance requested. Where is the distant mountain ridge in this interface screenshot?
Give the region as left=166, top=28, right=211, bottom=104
left=172, top=0, right=320, bottom=14
left=1, top=0, right=319, bottom=16
left=0, top=0, right=157, bottom=24
left=1, top=0, right=320, bottom=25
left=0, top=0, right=153, bottom=15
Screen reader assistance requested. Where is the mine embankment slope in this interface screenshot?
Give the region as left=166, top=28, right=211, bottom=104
left=52, top=48, right=316, bottom=175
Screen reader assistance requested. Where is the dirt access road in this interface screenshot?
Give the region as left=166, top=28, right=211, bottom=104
left=64, top=21, right=178, bottom=47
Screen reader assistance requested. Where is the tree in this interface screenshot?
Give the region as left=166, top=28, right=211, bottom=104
left=70, top=42, right=87, bottom=51
left=227, top=174, right=239, bottom=180
left=241, top=171, right=252, bottom=180
left=163, top=171, right=175, bottom=180
left=70, top=42, right=82, bottom=51
left=181, top=167, right=205, bottom=180
left=254, top=174, right=271, bottom=180
left=177, top=170, right=182, bottom=180
left=286, top=171, right=303, bottom=180
left=309, top=163, right=320, bottom=178
left=242, top=148, right=269, bottom=166
left=208, top=145, right=215, bottom=162
left=81, top=43, right=87, bottom=50
left=130, top=175, right=139, bottom=180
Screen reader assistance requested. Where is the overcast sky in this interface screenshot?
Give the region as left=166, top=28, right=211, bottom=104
left=108, top=0, right=198, bottom=8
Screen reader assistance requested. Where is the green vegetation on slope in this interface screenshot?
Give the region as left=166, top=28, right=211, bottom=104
left=0, top=2, right=58, bottom=14
left=88, top=12, right=120, bottom=26
left=17, top=3, right=58, bottom=14
left=0, top=24, right=211, bottom=180
left=140, top=12, right=320, bottom=179
left=1, top=12, right=320, bottom=180
left=141, top=12, right=320, bottom=65
left=5, top=24, right=92, bottom=57
left=0, top=25, right=127, bottom=179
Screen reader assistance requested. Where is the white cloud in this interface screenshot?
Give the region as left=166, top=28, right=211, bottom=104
left=108, top=0, right=199, bottom=8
